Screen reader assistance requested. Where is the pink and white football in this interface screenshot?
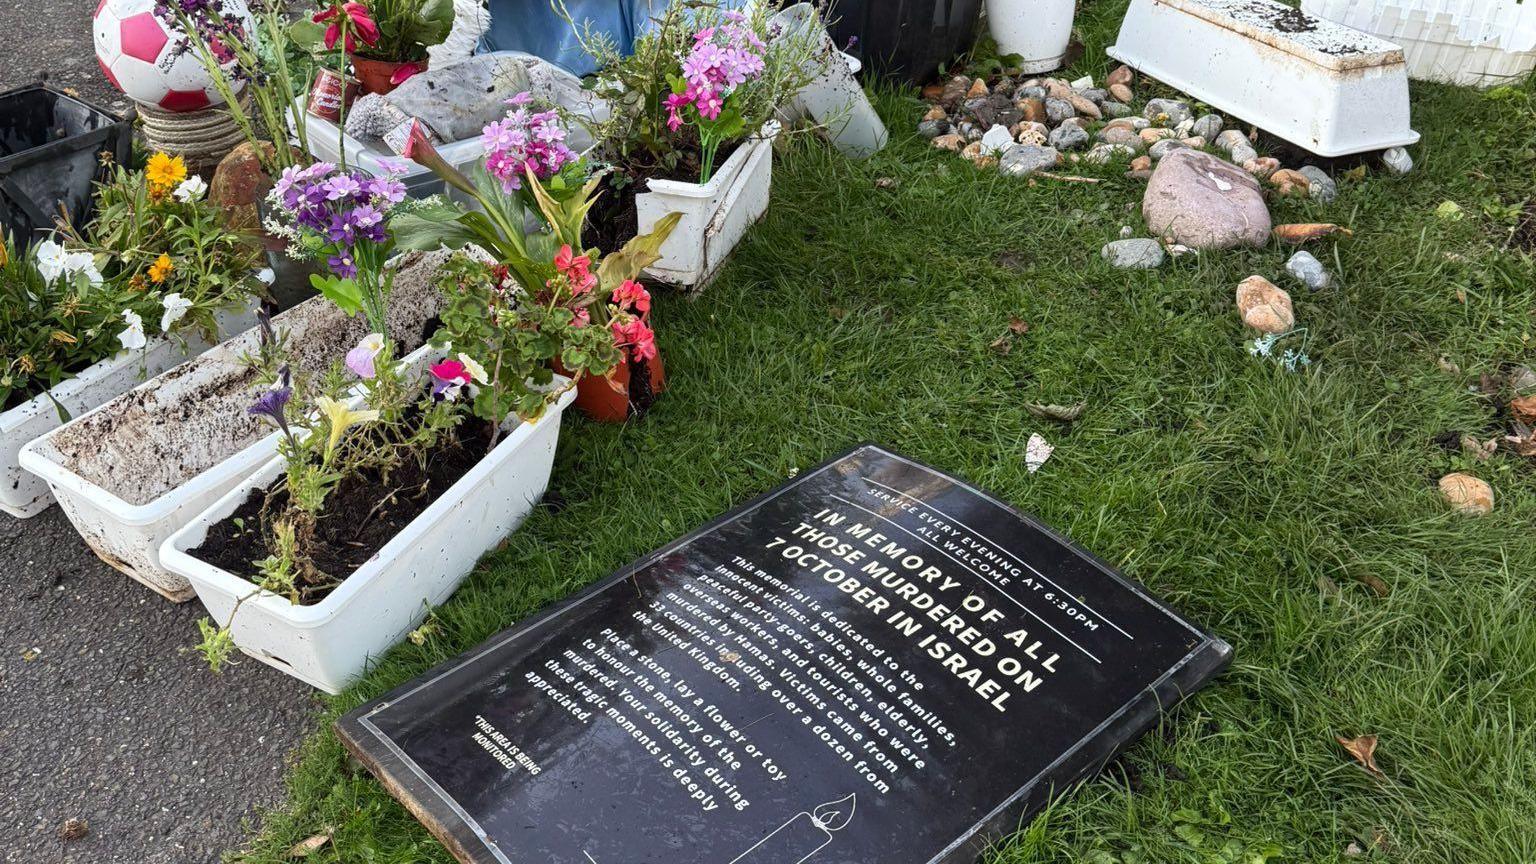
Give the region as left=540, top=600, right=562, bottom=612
left=93, top=0, right=254, bottom=112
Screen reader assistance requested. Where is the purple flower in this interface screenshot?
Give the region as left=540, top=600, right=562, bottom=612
left=328, top=254, right=358, bottom=279
left=345, top=333, right=384, bottom=379
left=323, top=174, right=362, bottom=201
left=479, top=93, right=577, bottom=194
left=248, top=367, right=295, bottom=442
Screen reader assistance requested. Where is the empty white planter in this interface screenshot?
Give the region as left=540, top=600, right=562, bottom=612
left=638, top=122, right=781, bottom=289
left=1108, top=0, right=1421, bottom=156
left=1302, top=0, right=1536, bottom=87
left=160, top=366, right=576, bottom=694
left=989, top=0, right=1077, bottom=73
left=773, top=4, right=888, bottom=157
left=0, top=301, right=258, bottom=520
left=18, top=269, right=443, bottom=601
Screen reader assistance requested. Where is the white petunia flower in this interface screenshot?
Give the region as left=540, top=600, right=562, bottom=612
left=33, top=240, right=68, bottom=283
left=160, top=293, right=192, bottom=332
left=63, top=251, right=102, bottom=287
left=173, top=176, right=208, bottom=203
left=118, top=309, right=147, bottom=351
left=458, top=353, right=489, bottom=385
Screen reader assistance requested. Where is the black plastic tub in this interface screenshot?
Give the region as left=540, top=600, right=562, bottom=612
left=0, top=85, right=135, bottom=248
left=829, top=0, right=985, bottom=85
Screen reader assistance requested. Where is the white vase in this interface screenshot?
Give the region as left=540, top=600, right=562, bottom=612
left=988, top=0, right=1077, bottom=74
left=772, top=4, right=888, bottom=158
left=637, top=121, right=781, bottom=289
left=0, top=300, right=258, bottom=519
left=19, top=273, right=443, bottom=601
left=1302, top=0, right=1536, bottom=88
left=160, top=352, right=576, bottom=694
left=1107, top=0, right=1420, bottom=157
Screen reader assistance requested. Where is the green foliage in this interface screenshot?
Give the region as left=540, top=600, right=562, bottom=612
left=352, top=0, right=456, bottom=63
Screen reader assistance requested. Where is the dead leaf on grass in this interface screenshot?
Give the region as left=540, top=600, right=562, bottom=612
left=1008, top=316, right=1029, bottom=335
left=1504, top=422, right=1536, bottom=456
left=1355, top=573, right=1390, bottom=597
left=874, top=177, right=899, bottom=189
left=1435, top=355, right=1460, bottom=375
left=1273, top=223, right=1354, bottom=244
left=1336, top=734, right=1385, bottom=779
left=1461, top=434, right=1498, bottom=460
left=1343, top=165, right=1367, bottom=182
left=1509, top=394, right=1536, bottom=424
left=1025, top=402, right=1086, bottom=423
left=990, top=317, right=1030, bottom=354
left=289, top=833, right=332, bottom=858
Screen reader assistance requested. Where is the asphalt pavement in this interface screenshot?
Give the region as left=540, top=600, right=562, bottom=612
left=2, top=2, right=322, bottom=862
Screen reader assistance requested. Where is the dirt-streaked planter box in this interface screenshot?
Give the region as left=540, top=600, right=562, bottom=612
left=1, top=301, right=258, bottom=519
left=160, top=356, right=576, bottom=694
left=637, top=121, right=781, bottom=289
left=18, top=253, right=447, bottom=600
left=1108, top=0, right=1420, bottom=156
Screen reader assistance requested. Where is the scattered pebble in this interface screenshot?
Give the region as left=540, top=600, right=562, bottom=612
left=1298, top=166, right=1337, bottom=202
left=1070, top=75, right=1094, bottom=89
left=1085, top=142, right=1139, bottom=165
left=981, top=124, right=1015, bottom=154
left=1107, top=65, right=1134, bottom=87
left=1045, top=97, right=1076, bottom=124
left=999, top=144, right=1061, bottom=177
left=1191, top=113, right=1224, bottom=140
left=961, top=141, right=997, bottom=168
left=1100, top=100, right=1133, bottom=118
left=1235, top=275, right=1295, bottom=333
left=1243, top=157, right=1281, bottom=179
left=1381, top=146, right=1414, bottom=174
left=1148, top=139, right=1186, bottom=160
left=917, top=119, right=950, bottom=139
left=1098, top=125, right=1139, bottom=146
left=1439, top=473, right=1493, bottom=515
left=1108, top=83, right=1134, bottom=103
left=931, top=133, right=964, bottom=152
left=1285, top=250, right=1331, bottom=291
left=1049, top=123, right=1090, bottom=151
left=1139, top=127, right=1174, bottom=145
left=1269, top=168, right=1311, bottom=197
left=1101, top=238, right=1166, bottom=269
left=1143, top=98, right=1193, bottom=127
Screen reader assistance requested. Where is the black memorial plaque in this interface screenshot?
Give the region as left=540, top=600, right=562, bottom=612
left=338, top=444, right=1232, bottom=864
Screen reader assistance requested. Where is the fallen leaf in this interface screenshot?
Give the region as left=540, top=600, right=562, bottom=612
left=1355, top=573, right=1390, bottom=597
left=289, top=833, right=331, bottom=858
left=1504, top=421, right=1536, bottom=456
left=1434, top=200, right=1464, bottom=221
left=57, top=819, right=89, bottom=842
left=1510, top=394, right=1536, bottom=423
left=1273, top=223, right=1353, bottom=244
left=1025, top=433, right=1054, bottom=474
left=989, top=333, right=1013, bottom=355
left=1008, top=316, right=1030, bottom=335
left=22, top=647, right=40, bottom=661
left=1336, top=734, right=1385, bottom=778
left=1316, top=574, right=1341, bottom=597
left=1343, top=165, right=1367, bottom=182
left=1435, top=355, right=1459, bottom=375
left=1508, top=365, right=1536, bottom=392
left=1026, top=402, right=1086, bottom=423
left=1460, top=434, right=1498, bottom=461
left=1344, top=841, right=1364, bottom=857
left=874, top=177, right=899, bottom=189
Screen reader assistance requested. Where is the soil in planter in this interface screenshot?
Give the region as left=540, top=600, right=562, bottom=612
left=589, top=142, right=744, bottom=256
left=191, top=419, right=495, bottom=604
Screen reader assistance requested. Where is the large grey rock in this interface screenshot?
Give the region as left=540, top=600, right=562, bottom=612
left=999, top=145, right=1061, bottom=177
left=1045, top=97, right=1077, bottom=123
left=1191, top=113, right=1224, bottom=140
left=1101, top=238, right=1166, bottom=269
left=1143, top=149, right=1272, bottom=249
left=917, top=119, right=950, bottom=139
left=387, top=55, right=533, bottom=143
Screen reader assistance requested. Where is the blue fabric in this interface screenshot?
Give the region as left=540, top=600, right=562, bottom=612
left=480, top=0, right=661, bottom=77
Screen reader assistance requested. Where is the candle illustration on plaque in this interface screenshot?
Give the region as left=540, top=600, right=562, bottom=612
left=727, top=793, right=857, bottom=864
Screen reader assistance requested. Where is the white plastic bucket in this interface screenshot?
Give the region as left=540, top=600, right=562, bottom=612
left=988, top=0, right=1077, bottom=74
left=1302, top=0, right=1536, bottom=87
left=0, top=300, right=258, bottom=519
left=637, top=122, right=781, bottom=289
left=161, top=361, right=576, bottom=694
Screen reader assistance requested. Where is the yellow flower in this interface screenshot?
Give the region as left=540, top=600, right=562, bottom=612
left=145, top=153, right=187, bottom=190
left=0, top=242, right=8, bottom=269
left=50, top=330, right=77, bottom=345
left=148, top=253, right=174, bottom=284
left=315, top=396, right=380, bottom=458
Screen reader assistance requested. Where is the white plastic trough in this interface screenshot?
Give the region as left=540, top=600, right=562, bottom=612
left=1302, top=0, right=1536, bottom=88
left=637, top=121, right=781, bottom=289
left=18, top=258, right=445, bottom=602
left=160, top=353, right=576, bottom=694
left=0, top=300, right=258, bottom=519
left=773, top=4, right=888, bottom=157
left=1108, top=0, right=1420, bottom=156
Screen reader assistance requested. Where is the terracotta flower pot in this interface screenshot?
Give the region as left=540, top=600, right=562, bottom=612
left=564, top=354, right=666, bottom=423
left=349, top=54, right=427, bottom=96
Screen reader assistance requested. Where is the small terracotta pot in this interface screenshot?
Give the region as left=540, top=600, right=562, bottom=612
left=349, top=54, right=426, bottom=96
left=562, top=354, right=667, bottom=423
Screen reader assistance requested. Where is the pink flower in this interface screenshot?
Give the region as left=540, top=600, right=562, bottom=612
left=611, top=317, right=658, bottom=362
left=554, top=245, right=595, bottom=294
left=429, top=358, right=473, bottom=401
left=611, top=279, right=651, bottom=315
left=314, top=2, right=379, bottom=52
left=572, top=308, right=590, bottom=328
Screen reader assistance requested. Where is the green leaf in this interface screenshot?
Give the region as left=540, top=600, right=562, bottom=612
left=310, top=274, right=364, bottom=316
left=1173, top=823, right=1206, bottom=848
left=596, top=211, right=682, bottom=292
left=287, top=18, right=328, bottom=51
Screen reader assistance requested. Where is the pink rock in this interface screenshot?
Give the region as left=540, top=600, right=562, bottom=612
left=1143, top=149, right=1272, bottom=250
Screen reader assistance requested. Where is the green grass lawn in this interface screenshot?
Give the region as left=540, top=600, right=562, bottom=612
left=234, top=5, right=1536, bottom=862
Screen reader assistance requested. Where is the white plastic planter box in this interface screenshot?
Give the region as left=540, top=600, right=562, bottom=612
left=1108, top=0, right=1420, bottom=156
left=1302, top=0, right=1536, bottom=87
left=161, top=365, right=576, bottom=694
left=989, top=0, right=1077, bottom=73
left=0, top=301, right=258, bottom=519
left=18, top=280, right=442, bottom=601
left=773, top=4, right=888, bottom=157
left=292, top=97, right=488, bottom=199
left=638, top=122, right=781, bottom=289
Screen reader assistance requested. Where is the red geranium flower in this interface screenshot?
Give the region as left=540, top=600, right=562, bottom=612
left=314, top=2, right=380, bottom=52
